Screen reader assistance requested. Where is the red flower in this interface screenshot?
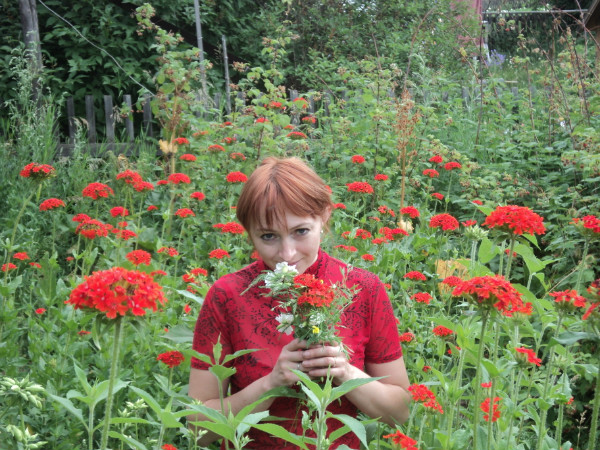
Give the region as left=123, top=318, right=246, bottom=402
left=230, top=152, right=246, bottom=160
left=481, top=381, right=492, bottom=388
left=175, top=208, right=195, bottom=218
left=399, top=332, right=415, bottom=342
left=351, top=155, right=365, bottom=164
left=428, top=155, right=443, bottom=164
left=515, top=347, right=542, bottom=366
left=383, top=431, right=418, bottom=450
left=295, top=275, right=336, bottom=307
left=481, top=397, right=501, bottom=422
left=378, top=205, right=396, bottom=217
left=147, top=205, right=158, bottom=211
left=404, top=271, right=426, bottom=281
left=452, top=275, right=525, bottom=314
left=179, top=153, right=197, bottom=161
left=441, top=276, right=462, bottom=287
left=110, top=206, right=129, bottom=217
left=190, top=191, right=205, bottom=201
left=20, top=162, right=56, bottom=179
left=333, top=203, right=346, bottom=209
left=362, top=254, right=375, bottom=261
left=429, top=213, right=459, bottom=231
left=191, top=268, right=208, bottom=277
left=472, top=199, right=483, bottom=205
left=334, top=244, right=358, bottom=252
left=39, top=198, right=65, bottom=211
left=157, top=180, right=168, bottom=186
left=379, top=227, right=409, bottom=240
left=2, top=263, right=17, bottom=272
left=133, top=181, right=154, bottom=192
left=13, top=252, right=30, bottom=261
left=75, top=219, right=113, bottom=239
left=221, top=121, right=233, bottom=127
left=35, top=308, right=46, bottom=314
left=157, top=350, right=185, bottom=368
left=183, top=304, right=191, bottom=314
left=400, top=206, right=420, bottom=218
left=209, top=249, right=230, bottom=259
left=572, top=214, right=600, bottom=238
left=302, top=115, right=316, bottom=124
left=72, top=213, right=91, bottom=223
left=214, top=222, right=245, bottom=234
left=82, top=183, right=114, bottom=200
left=549, top=290, right=587, bottom=311
left=151, top=270, right=167, bottom=277
left=293, top=97, right=308, bottom=108
left=374, top=174, right=389, bottom=181
left=126, top=250, right=152, bottom=266
left=158, top=247, right=179, bottom=257
left=78, top=330, right=91, bottom=336
left=433, top=325, right=454, bottom=337
left=268, top=101, right=284, bottom=109
left=208, top=144, right=225, bottom=152
left=444, top=161, right=462, bottom=170
left=347, top=181, right=374, bottom=194
left=462, top=220, right=477, bottom=227
left=583, top=302, right=600, bottom=321
left=222, top=136, right=236, bottom=145
left=411, top=292, right=432, bottom=304
left=112, top=229, right=137, bottom=241
left=168, top=173, right=191, bottom=184
left=116, top=170, right=143, bottom=185
left=423, top=168, right=439, bottom=178
left=255, top=117, right=269, bottom=124
left=65, top=267, right=167, bottom=319
left=483, top=205, right=546, bottom=236
left=287, top=131, right=308, bottom=140
left=29, top=262, right=42, bottom=269
left=226, top=171, right=248, bottom=183
left=173, top=137, right=189, bottom=145
left=423, top=365, right=431, bottom=372
left=162, top=444, right=178, bottom=450
left=431, top=192, right=444, bottom=200
left=355, top=229, right=372, bottom=239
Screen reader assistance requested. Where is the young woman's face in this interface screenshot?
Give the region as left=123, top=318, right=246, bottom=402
left=249, top=211, right=325, bottom=274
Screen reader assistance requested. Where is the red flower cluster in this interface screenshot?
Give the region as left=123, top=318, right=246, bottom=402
left=116, top=170, right=143, bottom=185
left=361, top=254, right=374, bottom=261
left=429, top=213, right=459, bottom=231
left=452, top=275, right=525, bottom=314
left=134, top=181, right=154, bottom=192
left=383, top=431, right=418, bottom=450
left=294, top=274, right=335, bottom=307
left=222, top=136, right=236, bottom=145
left=190, top=191, right=205, bottom=201
left=226, top=171, right=248, bottom=183
left=39, top=198, right=65, bottom=211
left=110, top=206, right=129, bottom=217
left=230, top=152, right=246, bottom=160
left=173, top=137, right=189, bottom=145
left=127, top=250, right=152, bottom=266
left=399, top=332, right=415, bottom=342
left=20, top=162, right=56, bottom=180
left=302, top=115, right=316, bottom=124
left=431, top=193, right=444, bottom=200
left=423, top=169, right=439, bottom=178
left=433, top=325, right=454, bottom=337
left=287, top=131, right=308, bottom=140
left=481, top=397, right=501, bottom=422
left=157, top=350, right=185, bottom=368
left=2, top=263, right=17, bottom=272
left=374, top=173, right=388, bottom=181
left=351, top=155, right=365, bottom=164
left=293, top=97, right=308, bottom=108
left=408, top=383, right=444, bottom=413
left=400, top=206, right=420, bottom=218
left=549, top=290, right=586, bottom=312
left=209, top=249, right=230, bottom=259
left=483, top=205, right=546, bottom=236
left=429, top=155, right=443, bottom=164
left=158, top=247, right=179, bottom=257
left=444, top=161, right=462, bottom=171
left=255, top=117, right=269, bottom=124
left=347, top=181, right=374, bottom=194
left=75, top=219, right=113, bottom=239
left=162, top=444, right=178, bottom=450
left=13, top=252, right=30, bottom=260
left=213, top=222, right=245, bottom=234
left=175, top=208, right=195, bottom=218
left=515, top=347, right=542, bottom=366
left=354, top=229, right=372, bottom=239
left=404, top=271, right=426, bottom=281
left=411, top=292, right=432, bottom=304
left=65, top=267, right=167, bottom=319
left=82, top=183, right=114, bottom=200
left=379, top=227, right=409, bottom=240
left=378, top=205, right=395, bottom=217
left=333, top=203, right=347, bottom=209
left=462, top=220, right=477, bottom=227
left=180, top=153, right=197, bottom=161
left=168, top=173, right=191, bottom=184
left=572, top=214, right=600, bottom=238
left=208, top=144, right=225, bottom=152
left=334, top=244, right=358, bottom=252
left=441, top=276, right=462, bottom=287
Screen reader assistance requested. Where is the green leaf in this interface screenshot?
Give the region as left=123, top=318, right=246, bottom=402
left=251, top=423, right=309, bottom=449
left=190, top=420, right=235, bottom=442
left=162, top=324, right=194, bottom=343
left=327, top=413, right=368, bottom=448
left=330, top=377, right=382, bottom=403
left=47, top=394, right=86, bottom=429
left=551, top=331, right=596, bottom=346
left=108, top=431, right=148, bottom=450
left=223, top=348, right=261, bottom=364
left=129, top=386, right=162, bottom=416
left=175, top=289, right=204, bottom=304
left=209, top=365, right=237, bottom=381
left=478, top=237, right=499, bottom=264
left=109, top=417, right=155, bottom=426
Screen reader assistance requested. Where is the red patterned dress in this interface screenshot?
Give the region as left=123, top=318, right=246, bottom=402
left=192, top=249, right=402, bottom=449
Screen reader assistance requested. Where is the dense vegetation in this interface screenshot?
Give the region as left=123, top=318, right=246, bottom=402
left=1, top=1, right=600, bottom=450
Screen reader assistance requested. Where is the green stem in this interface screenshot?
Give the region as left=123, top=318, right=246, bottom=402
left=555, top=403, right=564, bottom=447
left=505, top=236, right=516, bottom=280
left=473, top=311, right=490, bottom=450
left=588, top=355, right=600, bottom=450
left=486, top=321, right=501, bottom=450
left=100, top=316, right=124, bottom=450
left=89, top=404, right=95, bottom=450
left=575, top=239, right=590, bottom=291
left=447, top=322, right=468, bottom=435
left=506, top=370, right=524, bottom=446
left=4, top=191, right=35, bottom=282
left=469, top=239, right=479, bottom=277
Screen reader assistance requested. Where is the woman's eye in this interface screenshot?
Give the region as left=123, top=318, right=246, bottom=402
left=260, top=233, right=276, bottom=241
left=296, top=228, right=309, bottom=236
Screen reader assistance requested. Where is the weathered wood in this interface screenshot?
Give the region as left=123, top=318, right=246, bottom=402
left=289, top=90, right=299, bottom=125
left=104, top=95, right=115, bottom=143
left=124, top=95, right=134, bottom=142
left=66, top=96, right=75, bottom=144
left=142, top=94, right=153, bottom=137
left=85, top=95, right=96, bottom=143
left=222, top=35, right=232, bottom=115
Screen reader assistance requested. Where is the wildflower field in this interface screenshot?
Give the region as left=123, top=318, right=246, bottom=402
left=1, top=4, right=600, bottom=450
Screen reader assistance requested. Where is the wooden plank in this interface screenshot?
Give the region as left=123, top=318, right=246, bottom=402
left=85, top=95, right=96, bottom=143
left=104, top=95, right=115, bottom=143
left=66, top=96, right=75, bottom=144
left=142, top=94, right=153, bottom=138
left=124, top=95, right=134, bottom=142
left=222, top=35, right=232, bottom=115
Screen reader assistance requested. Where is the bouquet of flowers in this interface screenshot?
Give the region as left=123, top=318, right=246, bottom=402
left=244, top=262, right=357, bottom=347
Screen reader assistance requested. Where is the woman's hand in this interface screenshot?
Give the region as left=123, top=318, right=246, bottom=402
left=266, top=338, right=310, bottom=389
left=299, top=342, right=351, bottom=384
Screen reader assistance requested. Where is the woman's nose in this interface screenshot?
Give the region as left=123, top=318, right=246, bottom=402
left=279, top=238, right=297, bottom=261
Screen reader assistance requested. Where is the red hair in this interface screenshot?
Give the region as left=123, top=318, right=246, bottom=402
left=236, top=157, right=333, bottom=232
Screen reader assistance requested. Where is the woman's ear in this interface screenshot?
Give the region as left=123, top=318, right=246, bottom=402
left=322, top=207, right=332, bottom=226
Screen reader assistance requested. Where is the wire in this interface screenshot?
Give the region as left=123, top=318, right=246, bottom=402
left=37, top=0, right=155, bottom=95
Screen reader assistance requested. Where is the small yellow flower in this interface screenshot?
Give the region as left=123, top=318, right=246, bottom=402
left=312, top=325, right=320, bottom=334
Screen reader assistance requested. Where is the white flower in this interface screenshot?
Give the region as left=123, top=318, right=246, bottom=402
left=274, top=261, right=298, bottom=274
left=275, top=313, right=294, bottom=335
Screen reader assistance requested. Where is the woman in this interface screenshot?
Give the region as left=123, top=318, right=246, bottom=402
left=189, top=157, right=410, bottom=449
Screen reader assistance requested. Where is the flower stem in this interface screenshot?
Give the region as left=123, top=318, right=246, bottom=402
left=505, top=236, right=517, bottom=280
left=575, top=239, right=590, bottom=291
left=472, top=311, right=489, bottom=450
left=100, top=316, right=124, bottom=450
left=587, top=355, right=600, bottom=450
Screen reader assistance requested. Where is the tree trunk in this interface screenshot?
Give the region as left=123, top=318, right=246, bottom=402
left=19, top=0, right=43, bottom=100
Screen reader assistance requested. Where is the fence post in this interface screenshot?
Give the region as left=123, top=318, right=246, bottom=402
left=222, top=35, right=232, bottom=116
left=104, top=95, right=115, bottom=145
left=289, top=89, right=299, bottom=125
left=85, top=95, right=97, bottom=143
left=142, top=94, right=153, bottom=138
left=66, top=96, right=75, bottom=144
left=124, top=95, right=134, bottom=142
